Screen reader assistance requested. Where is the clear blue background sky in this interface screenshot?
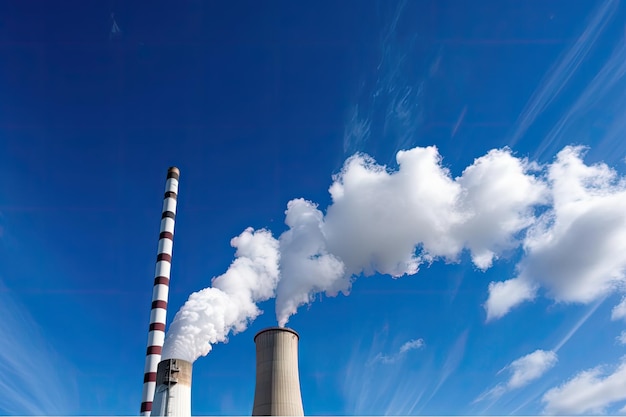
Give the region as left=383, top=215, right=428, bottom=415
left=2, top=0, right=626, bottom=415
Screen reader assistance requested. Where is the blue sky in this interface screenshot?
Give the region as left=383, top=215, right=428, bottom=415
left=2, top=0, right=626, bottom=415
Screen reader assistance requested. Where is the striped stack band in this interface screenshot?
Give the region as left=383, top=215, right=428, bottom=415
left=140, top=167, right=180, bottom=416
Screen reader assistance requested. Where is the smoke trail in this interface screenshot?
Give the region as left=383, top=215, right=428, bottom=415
left=161, top=227, right=279, bottom=362
left=276, top=146, right=547, bottom=326
left=163, top=144, right=626, bottom=356
left=274, top=144, right=626, bottom=327
left=486, top=146, right=626, bottom=319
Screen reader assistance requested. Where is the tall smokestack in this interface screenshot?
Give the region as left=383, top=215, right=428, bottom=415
left=151, top=359, right=192, bottom=417
left=140, top=167, right=180, bottom=416
left=252, top=327, right=305, bottom=416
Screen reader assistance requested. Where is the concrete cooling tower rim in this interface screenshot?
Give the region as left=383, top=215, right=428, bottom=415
left=254, top=327, right=299, bottom=342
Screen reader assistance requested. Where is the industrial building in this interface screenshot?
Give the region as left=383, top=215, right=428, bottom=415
left=252, top=327, right=305, bottom=416
left=140, top=168, right=305, bottom=416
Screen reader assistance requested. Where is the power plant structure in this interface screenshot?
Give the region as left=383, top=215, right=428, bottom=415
left=252, top=327, right=305, bottom=416
left=140, top=168, right=306, bottom=416
left=152, top=358, right=193, bottom=416
left=141, top=167, right=180, bottom=416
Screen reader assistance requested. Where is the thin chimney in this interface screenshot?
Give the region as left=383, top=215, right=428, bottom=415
left=140, top=167, right=180, bottom=416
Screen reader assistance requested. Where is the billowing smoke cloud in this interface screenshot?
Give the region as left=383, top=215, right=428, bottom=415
left=485, top=146, right=626, bottom=319
left=163, top=144, right=626, bottom=359
left=276, top=145, right=547, bottom=326
left=162, top=227, right=279, bottom=362
left=277, top=144, right=626, bottom=326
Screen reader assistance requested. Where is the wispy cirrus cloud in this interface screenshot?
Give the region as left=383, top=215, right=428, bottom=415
left=536, top=35, right=626, bottom=161
left=342, top=0, right=439, bottom=159
left=0, top=279, right=77, bottom=415
left=553, top=296, right=606, bottom=352
left=343, top=328, right=429, bottom=415
left=498, top=300, right=605, bottom=415
left=416, top=329, right=470, bottom=413
left=343, top=104, right=371, bottom=154
left=369, top=338, right=425, bottom=365
left=508, top=0, right=619, bottom=148
left=474, top=350, right=558, bottom=404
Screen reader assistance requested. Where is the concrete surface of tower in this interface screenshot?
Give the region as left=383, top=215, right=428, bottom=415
left=151, top=358, right=193, bottom=417
left=252, top=327, right=305, bottom=416
left=140, top=167, right=180, bottom=416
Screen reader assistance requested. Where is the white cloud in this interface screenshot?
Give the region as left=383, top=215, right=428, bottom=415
left=617, top=331, right=626, bottom=345
left=507, top=349, right=558, bottom=389
left=453, top=149, right=547, bottom=270
left=542, top=356, right=626, bottom=414
left=485, top=278, right=538, bottom=321
left=475, top=349, right=557, bottom=403
left=276, top=146, right=546, bottom=326
left=275, top=199, right=347, bottom=327
left=324, top=147, right=462, bottom=277
left=419, top=329, right=469, bottom=411
left=162, top=142, right=626, bottom=350
left=613, top=297, right=626, bottom=321
left=279, top=145, right=626, bottom=324
left=486, top=146, right=626, bottom=319
left=370, top=338, right=425, bottom=365
left=343, top=329, right=427, bottom=415
left=524, top=147, right=626, bottom=302
left=275, top=144, right=626, bottom=326
left=488, top=303, right=606, bottom=413
left=400, top=338, right=425, bottom=354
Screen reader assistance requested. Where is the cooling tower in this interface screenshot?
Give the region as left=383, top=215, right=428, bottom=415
left=151, top=359, right=192, bottom=417
left=252, top=327, right=305, bottom=416
left=141, top=167, right=180, bottom=416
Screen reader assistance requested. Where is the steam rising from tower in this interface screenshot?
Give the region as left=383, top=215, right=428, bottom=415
left=274, top=147, right=547, bottom=326
left=161, top=227, right=280, bottom=363
left=272, top=145, right=626, bottom=325
left=141, top=167, right=180, bottom=416
left=252, top=327, right=304, bottom=416
left=133, top=145, right=626, bottom=417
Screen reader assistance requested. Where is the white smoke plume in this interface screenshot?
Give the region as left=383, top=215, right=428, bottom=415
left=276, top=145, right=547, bottom=326
left=161, top=227, right=280, bottom=362
left=485, top=146, right=626, bottom=319
left=163, top=144, right=626, bottom=357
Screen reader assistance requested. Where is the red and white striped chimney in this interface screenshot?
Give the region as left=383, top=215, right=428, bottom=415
left=140, top=167, right=180, bottom=416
